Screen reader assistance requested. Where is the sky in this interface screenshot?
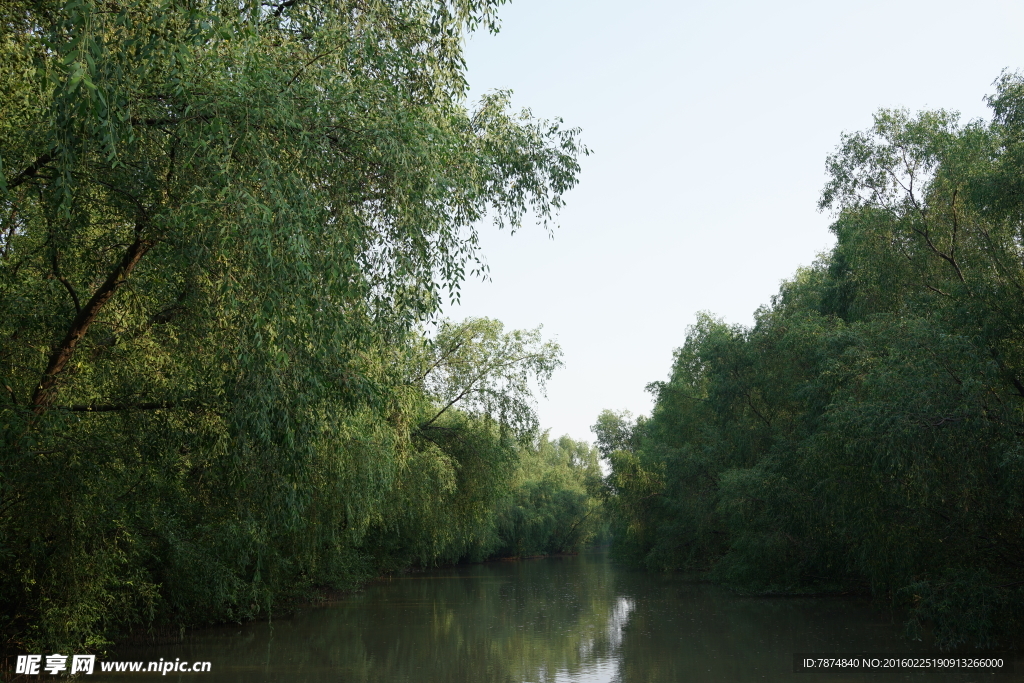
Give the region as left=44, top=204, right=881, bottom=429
left=442, top=0, right=1024, bottom=443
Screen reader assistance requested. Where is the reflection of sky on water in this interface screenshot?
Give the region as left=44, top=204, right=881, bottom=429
left=551, top=660, right=618, bottom=683
left=607, top=596, right=634, bottom=650
left=548, top=596, right=633, bottom=683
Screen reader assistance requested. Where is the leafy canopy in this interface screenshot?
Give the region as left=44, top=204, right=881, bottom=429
left=0, top=0, right=587, bottom=652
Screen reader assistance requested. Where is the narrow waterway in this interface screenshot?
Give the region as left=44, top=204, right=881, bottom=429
left=92, top=551, right=1020, bottom=682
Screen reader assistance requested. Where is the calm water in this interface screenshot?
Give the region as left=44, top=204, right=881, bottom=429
left=90, top=552, right=1020, bottom=683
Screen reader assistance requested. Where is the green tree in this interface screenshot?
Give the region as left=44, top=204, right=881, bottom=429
left=605, top=75, right=1024, bottom=648
left=0, top=0, right=586, bottom=652
left=361, top=318, right=563, bottom=567
left=591, top=409, right=639, bottom=458
left=493, top=432, right=605, bottom=557
left=414, top=317, right=563, bottom=438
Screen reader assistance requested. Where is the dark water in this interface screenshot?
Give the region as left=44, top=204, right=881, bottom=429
left=90, top=552, right=1020, bottom=683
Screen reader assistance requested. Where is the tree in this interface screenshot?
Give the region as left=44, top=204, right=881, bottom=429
left=591, top=409, right=638, bottom=458
left=361, top=318, right=563, bottom=568
left=0, top=0, right=586, bottom=651
left=493, top=432, right=605, bottom=557
left=414, top=317, right=562, bottom=437
left=604, top=75, right=1024, bottom=648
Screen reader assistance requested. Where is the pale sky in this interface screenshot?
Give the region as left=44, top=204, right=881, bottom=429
left=444, top=0, right=1024, bottom=443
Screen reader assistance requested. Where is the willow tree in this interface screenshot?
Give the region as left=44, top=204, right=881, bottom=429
left=604, top=75, right=1024, bottom=648
left=0, top=0, right=585, bottom=650
left=361, top=317, right=564, bottom=568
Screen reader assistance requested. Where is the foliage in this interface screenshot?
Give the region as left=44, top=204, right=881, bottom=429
left=415, top=317, right=563, bottom=437
left=603, top=75, right=1024, bottom=648
left=0, top=0, right=587, bottom=653
left=492, top=432, right=605, bottom=558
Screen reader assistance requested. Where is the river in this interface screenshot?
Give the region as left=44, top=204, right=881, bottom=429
left=90, top=551, right=1020, bottom=682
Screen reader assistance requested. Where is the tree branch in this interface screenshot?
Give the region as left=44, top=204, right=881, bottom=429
left=272, top=0, right=299, bottom=17
left=413, top=336, right=469, bottom=383
left=911, top=222, right=966, bottom=285
left=50, top=245, right=81, bottom=314
left=91, top=291, right=187, bottom=357
left=30, top=227, right=154, bottom=413
left=418, top=380, right=482, bottom=431
left=5, top=151, right=54, bottom=190
left=417, top=353, right=542, bottom=430
left=283, top=47, right=343, bottom=90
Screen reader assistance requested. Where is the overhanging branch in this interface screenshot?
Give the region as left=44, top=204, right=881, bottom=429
left=5, top=151, right=55, bottom=191
left=30, top=228, right=154, bottom=413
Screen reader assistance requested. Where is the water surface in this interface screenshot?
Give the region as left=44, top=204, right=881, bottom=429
left=93, top=552, right=1021, bottom=682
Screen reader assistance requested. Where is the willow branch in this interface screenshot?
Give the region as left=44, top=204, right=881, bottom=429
left=30, top=226, right=154, bottom=413
left=5, top=151, right=54, bottom=190
left=51, top=246, right=81, bottom=314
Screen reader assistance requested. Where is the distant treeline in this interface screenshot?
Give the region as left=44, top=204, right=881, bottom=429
left=0, top=0, right=599, bottom=654
left=598, top=76, right=1024, bottom=649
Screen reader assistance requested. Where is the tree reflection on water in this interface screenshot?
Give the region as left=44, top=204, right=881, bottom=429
left=91, top=552, right=1021, bottom=683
